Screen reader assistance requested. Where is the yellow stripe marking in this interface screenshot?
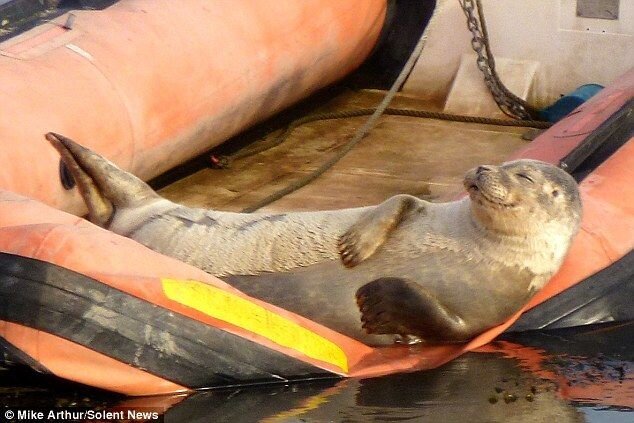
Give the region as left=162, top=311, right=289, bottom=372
left=162, top=279, right=348, bottom=373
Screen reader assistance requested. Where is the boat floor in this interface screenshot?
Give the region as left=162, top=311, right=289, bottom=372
left=159, top=90, right=534, bottom=212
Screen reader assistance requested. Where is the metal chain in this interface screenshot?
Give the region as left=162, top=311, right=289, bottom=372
left=459, top=0, right=539, bottom=120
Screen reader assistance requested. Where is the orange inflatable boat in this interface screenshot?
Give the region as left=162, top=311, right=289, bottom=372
left=0, top=0, right=632, bottom=396
left=0, top=0, right=390, bottom=215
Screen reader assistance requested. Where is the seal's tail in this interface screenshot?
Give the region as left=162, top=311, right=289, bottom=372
left=46, top=132, right=159, bottom=227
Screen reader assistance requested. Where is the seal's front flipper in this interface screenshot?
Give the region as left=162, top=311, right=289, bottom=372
left=338, top=195, right=423, bottom=267
left=355, top=277, right=470, bottom=342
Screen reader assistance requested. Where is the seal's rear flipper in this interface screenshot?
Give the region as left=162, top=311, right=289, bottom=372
left=356, top=277, right=470, bottom=342
left=46, top=133, right=159, bottom=227
left=46, top=133, right=113, bottom=226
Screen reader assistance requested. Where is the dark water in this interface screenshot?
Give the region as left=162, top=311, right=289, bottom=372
left=1, top=322, right=631, bottom=422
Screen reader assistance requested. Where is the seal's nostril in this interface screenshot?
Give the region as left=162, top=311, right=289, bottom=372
left=477, top=166, right=490, bottom=174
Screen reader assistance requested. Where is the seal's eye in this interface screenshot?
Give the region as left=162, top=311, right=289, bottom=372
left=552, top=189, right=560, bottom=197
left=516, top=173, right=534, bottom=183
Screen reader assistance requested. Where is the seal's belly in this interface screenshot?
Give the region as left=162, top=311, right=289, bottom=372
left=224, top=258, right=401, bottom=344
left=224, top=249, right=536, bottom=344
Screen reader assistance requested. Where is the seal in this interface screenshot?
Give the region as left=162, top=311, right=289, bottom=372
left=46, top=132, right=582, bottom=345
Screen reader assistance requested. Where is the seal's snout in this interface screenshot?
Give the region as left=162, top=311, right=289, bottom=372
left=463, top=169, right=478, bottom=193
left=464, top=164, right=515, bottom=208
left=465, top=165, right=497, bottom=193
left=476, top=165, right=493, bottom=175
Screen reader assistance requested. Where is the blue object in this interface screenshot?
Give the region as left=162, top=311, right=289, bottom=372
left=540, top=83, right=604, bottom=123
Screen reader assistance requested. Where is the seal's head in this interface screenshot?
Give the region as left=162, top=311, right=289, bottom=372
left=464, top=159, right=582, bottom=238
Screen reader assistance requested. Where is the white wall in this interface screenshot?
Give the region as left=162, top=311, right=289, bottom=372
left=404, top=0, right=634, bottom=107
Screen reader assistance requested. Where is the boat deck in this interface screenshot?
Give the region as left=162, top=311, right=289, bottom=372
left=158, top=90, right=533, bottom=212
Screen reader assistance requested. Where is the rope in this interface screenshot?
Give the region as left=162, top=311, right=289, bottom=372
left=240, top=9, right=434, bottom=212
left=237, top=1, right=549, bottom=212
left=228, top=107, right=551, bottom=163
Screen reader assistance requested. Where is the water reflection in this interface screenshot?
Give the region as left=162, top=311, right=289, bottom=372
left=167, top=353, right=583, bottom=422
left=163, top=322, right=631, bottom=422
left=499, top=322, right=633, bottom=411
left=1, top=322, right=631, bottom=422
